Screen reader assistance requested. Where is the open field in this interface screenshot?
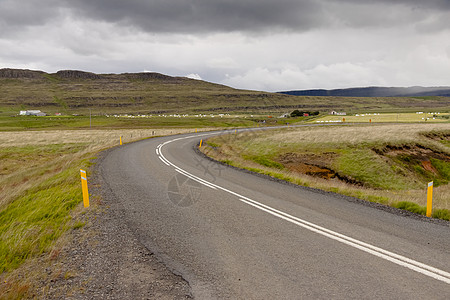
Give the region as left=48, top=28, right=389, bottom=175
left=0, top=127, right=213, bottom=298
left=316, top=112, right=450, bottom=123
left=202, top=123, right=450, bottom=220
left=2, top=111, right=448, bottom=132
left=0, top=114, right=271, bottom=131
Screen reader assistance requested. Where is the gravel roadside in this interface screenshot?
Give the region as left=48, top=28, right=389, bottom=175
left=39, top=149, right=193, bottom=299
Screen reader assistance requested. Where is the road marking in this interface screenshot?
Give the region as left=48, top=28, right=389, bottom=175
left=158, top=156, right=169, bottom=166
left=175, top=169, right=217, bottom=190
left=238, top=198, right=450, bottom=284
left=156, top=132, right=450, bottom=285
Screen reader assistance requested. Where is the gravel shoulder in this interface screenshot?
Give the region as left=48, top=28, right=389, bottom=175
left=34, top=149, right=192, bottom=299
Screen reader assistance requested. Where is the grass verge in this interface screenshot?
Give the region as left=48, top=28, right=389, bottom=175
left=202, top=123, right=450, bottom=221
left=0, top=127, right=210, bottom=298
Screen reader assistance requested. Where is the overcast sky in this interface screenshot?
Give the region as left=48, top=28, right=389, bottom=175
left=1, top=0, right=449, bottom=91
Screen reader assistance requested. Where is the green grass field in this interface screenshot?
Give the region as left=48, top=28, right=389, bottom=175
left=202, top=123, right=450, bottom=220
left=2, top=111, right=448, bottom=132
left=316, top=112, right=450, bottom=123
left=0, top=115, right=263, bottom=131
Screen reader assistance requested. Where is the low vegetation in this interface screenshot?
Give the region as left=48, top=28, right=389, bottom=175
left=317, top=112, right=450, bottom=123
left=201, top=123, right=450, bottom=220
left=0, top=127, right=210, bottom=298
left=0, top=114, right=261, bottom=131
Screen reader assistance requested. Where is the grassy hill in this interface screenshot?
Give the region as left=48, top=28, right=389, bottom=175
left=1, top=68, right=449, bottom=116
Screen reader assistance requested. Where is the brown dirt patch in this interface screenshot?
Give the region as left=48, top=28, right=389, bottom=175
left=421, top=160, right=437, bottom=173
left=277, top=152, right=338, bottom=180
left=375, top=144, right=449, bottom=161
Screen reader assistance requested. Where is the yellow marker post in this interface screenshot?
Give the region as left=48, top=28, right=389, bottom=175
left=195, top=128, right=198, bottom=133
left=426, top=181, right=433, bottom=217
left=235, top=129, right=237, bottom=134
left=80, top=169, right=89, bottom=208
left=199, top=139, right=203, bottom=148
left=120, top=136, right=122, bottom=145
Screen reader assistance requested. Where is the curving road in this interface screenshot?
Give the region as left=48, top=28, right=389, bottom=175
left=99, top=129, right=450, bottom=299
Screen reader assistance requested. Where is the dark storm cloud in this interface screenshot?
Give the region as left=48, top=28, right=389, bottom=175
left=1, top=0, right=449, bottom=35
left=65, top=0, right=325, bottom=33
left=64, top=0, right=450, bottom=33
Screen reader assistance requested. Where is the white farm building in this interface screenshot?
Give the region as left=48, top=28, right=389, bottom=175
left=329, top=110, right=347, bottom=116
left=19, top=110, right=47, bottom=116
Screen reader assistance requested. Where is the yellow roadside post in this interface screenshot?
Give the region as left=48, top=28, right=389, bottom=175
left=195, top=128, right=198, bottom=133
left=120, top=136, right=122, bottom=145
left=427, top=181, right=433, bottom=217
left=199, top=139, right=203, bottom=148
left=80, top=169, right=89, bottom=208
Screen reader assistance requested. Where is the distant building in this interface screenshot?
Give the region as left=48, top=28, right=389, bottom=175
left=20, top=110, right=47, bottom=116
left=330, top=111, right=346, bottom=116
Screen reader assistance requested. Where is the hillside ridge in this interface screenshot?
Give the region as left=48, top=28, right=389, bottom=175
left=280, top=86, right=450, bottom=97
left=1, top=68, right=449, bottom=114
left=0, top=68, right=184, bottom=81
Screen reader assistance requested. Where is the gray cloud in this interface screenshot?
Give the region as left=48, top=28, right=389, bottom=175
left=2, top=0, right=449, bottom=36
left=65, top=0, right=326, bottom=33
left=65, top=0, right=450, bottom=33
left=1, top=0, right=449, bottom=91
left=0, top=0, right=62, bottom=35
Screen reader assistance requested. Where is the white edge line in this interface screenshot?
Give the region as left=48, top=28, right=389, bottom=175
left=158, top=156, right=169, bottom=166
left=209, top=180, right=450, bottom=280
left=238, top=198, right=450, bottom=284
left=175, top=169, right=217, bottom=190
left=157, top=132, right=450, bottom=284
left=237, top=195, right=450, bottom=279
left=175, top=167, right=218, bottom=189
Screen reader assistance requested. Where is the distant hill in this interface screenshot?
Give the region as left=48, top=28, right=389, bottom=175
left=1, top=68, right=449, bottom=115
left=279, top=86, right=450, bottom=97
left=0, top=68, right=297, bottom=114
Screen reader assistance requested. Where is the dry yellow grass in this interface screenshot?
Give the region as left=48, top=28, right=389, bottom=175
left=1, top=128, right=213, bottom=209
left=317, top=112, right=450, bottom=123
left=268, top=123, right=449, bottom=146
left=1, top=128, right=209, bottom=148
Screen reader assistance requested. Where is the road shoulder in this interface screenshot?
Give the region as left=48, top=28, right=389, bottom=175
left=33, top=149, right=193, bottom=299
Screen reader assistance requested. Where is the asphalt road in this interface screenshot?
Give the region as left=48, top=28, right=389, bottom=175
left=99, top=129, right=450, bottom=299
